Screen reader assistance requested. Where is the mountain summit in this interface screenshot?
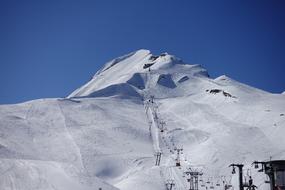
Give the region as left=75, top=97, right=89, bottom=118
left=0, top=50, right=284, bottom=190
left=68, top=49, right=208, bottom=98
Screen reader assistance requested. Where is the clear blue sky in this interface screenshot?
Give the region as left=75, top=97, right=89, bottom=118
left=0, top=0, right=284, bottom=104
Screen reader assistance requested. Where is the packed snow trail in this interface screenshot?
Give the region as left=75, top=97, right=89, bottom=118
left=149, top=99, right=207, bottom=190
left=144, top=100, right=162, bottom=153
left=143, top=94, right=189, bottom=189
left=143, top=71, right=162, bottom=153
left=142, top=69, right=190, bottom=189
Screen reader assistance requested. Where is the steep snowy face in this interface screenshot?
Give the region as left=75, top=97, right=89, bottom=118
left=68, top=49, right=209, bottom=98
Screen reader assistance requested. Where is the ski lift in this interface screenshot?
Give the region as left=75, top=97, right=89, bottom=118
left=264, top=175, right=270, bottom=183
left=220, top=177, right=225, bottom=186
left=215, top=178, right=221, bottom=186
left=199, top=176, right=204, bottom=182
left=232, top=167, right=236, bottom=174
left=246, top=169, right=251, bottom=176
left=225, top=184, right=232, bottom=190
left=254, top=162, right=259, bottom=169
left=206, top=179, right=211, bottom=184
left=210, top=182, right=215, bottom=189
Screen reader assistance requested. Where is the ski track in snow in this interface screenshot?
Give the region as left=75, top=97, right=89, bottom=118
left=57, top=101, right=85, bottom=170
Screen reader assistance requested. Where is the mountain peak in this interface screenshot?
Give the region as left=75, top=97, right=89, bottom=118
left=96, top=49, right=151, bottom=76
left=95, top=49, right=184, bottom=76
left=68, top=50, right=208, bottom=98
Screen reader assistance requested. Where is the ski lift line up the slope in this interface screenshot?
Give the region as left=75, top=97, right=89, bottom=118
left=142, top=65, right=239, bottom=190
left=142, top=69, right=196, bottom=189
left=143, top=82, right=186, bottom=188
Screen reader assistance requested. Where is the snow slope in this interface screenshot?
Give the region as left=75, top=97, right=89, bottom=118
left=0, top=49, right=284, bottom=190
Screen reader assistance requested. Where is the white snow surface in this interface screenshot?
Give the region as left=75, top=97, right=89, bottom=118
left=1, top=49, right=285, bottom=190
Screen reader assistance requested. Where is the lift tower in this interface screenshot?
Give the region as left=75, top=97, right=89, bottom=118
left=253, top=160, right=285, bottom=190
left=185, top=170, right=203, bottom=190
left=155, top=152, right=162, bottom=166
left=166, top=179, right=175, bottom=190
left=174, top=147, right=183, bottom=167
left=229, top=164, right=244, bottom=190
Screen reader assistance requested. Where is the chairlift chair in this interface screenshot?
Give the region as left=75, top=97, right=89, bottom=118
left=231, top=167, right=236, bottom=174
left=210, top=182, right=215, bottom=189
left=216, top=179, right=220, bottom=186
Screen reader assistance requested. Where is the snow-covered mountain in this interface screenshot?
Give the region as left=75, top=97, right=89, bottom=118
left=0, top=49, right=284, bottom=190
